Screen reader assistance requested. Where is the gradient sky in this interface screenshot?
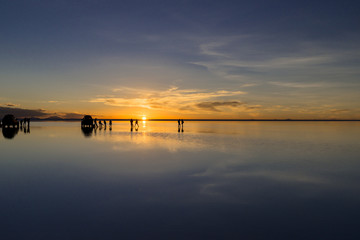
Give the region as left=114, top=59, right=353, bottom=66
left=1, top=0, right=360, bottom=119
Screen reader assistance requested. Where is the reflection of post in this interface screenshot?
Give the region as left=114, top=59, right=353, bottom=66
left=21, top=124, right=30, bottom=134
left=177, top=119, right=184, bottom=133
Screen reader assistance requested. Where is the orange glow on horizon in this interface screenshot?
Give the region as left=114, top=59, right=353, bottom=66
left=50, top=106, right=360, bottom=120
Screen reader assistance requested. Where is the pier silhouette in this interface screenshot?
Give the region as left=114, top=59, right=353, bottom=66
left=1, top=114, right=31, bottom=139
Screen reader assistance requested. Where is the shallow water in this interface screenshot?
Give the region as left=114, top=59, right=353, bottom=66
left=1, top=121, right=360, bottom=239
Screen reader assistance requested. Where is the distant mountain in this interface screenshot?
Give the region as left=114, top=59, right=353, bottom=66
left=43, top=116, right=64, bottom=121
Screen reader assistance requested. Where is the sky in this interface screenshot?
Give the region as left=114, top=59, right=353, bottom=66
left=1, top=0, right=360, bottom=119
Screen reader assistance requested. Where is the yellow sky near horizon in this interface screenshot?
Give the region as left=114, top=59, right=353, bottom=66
left=6, top=85, right=353, bottom=120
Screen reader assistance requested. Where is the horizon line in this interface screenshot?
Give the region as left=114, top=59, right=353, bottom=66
left=30, top=118, right=360, bottom=122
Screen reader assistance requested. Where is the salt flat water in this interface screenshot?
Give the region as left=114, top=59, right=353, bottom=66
left=1, top=121, right=360, bottom=239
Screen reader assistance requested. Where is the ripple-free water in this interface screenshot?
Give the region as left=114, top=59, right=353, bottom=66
left=1, top=121, right=360, bottom=239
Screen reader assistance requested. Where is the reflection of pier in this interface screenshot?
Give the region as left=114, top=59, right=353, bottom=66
left=2, top=123, right=30, bottom=139
left=81, top=126, right=94, bottom=137
left=1, top=114, right=31, bottom=139
left=81, top=115, right=95, bottom=137
left=2, top=127, right=19, bottom=139
left=81, top=124, right=112, bottom=138
left=81, top=115, right=112, bottom=138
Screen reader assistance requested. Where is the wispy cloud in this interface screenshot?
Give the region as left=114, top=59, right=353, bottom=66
left=196, top=101, right=243, bottom=112
left=3, top=103, right=20, bottom=107
left=0, top=106, right=48, bottom=118
left=89, top=87, right=253, bottom=113
left=200, top=42, right=230, bottom=58
left=329, top=109, right=350, bottom=114
left=191, top=55, right=336, bottom=77
left=191, top=35, right=360, bottom=89
left=269, top=81, right=325, bottom=88
left=0, top=106, right=86, bottom=119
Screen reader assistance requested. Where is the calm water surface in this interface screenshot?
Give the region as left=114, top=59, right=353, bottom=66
left=1, top=121, right=360, bottom=239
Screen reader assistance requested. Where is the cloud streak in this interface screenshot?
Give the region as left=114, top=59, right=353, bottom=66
left=89, top=87, right=255, bottom=114
left=190, top=35, right=360, bottom=89
left=196, top=101, right=244, bottom=112
left=0, top=106, right=48, bottom=118
left=0, top=106, right=86, bottom=119
left=4, top=103, right=20, bottom=107
left=269, top=81, right=325, bottom=88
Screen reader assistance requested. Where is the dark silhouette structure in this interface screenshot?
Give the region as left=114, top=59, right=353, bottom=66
left=81, top=115, right=95, bottom=128
left=1, top=114, right=19, bottom=128
left=81, top=115, right=96, bottom=136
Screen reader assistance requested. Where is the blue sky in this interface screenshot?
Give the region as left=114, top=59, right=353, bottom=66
left=1, top=0, right=360, bottom=119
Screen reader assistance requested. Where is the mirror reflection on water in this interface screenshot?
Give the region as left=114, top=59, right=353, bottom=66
left=1, top=121, right=360, bottom=239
